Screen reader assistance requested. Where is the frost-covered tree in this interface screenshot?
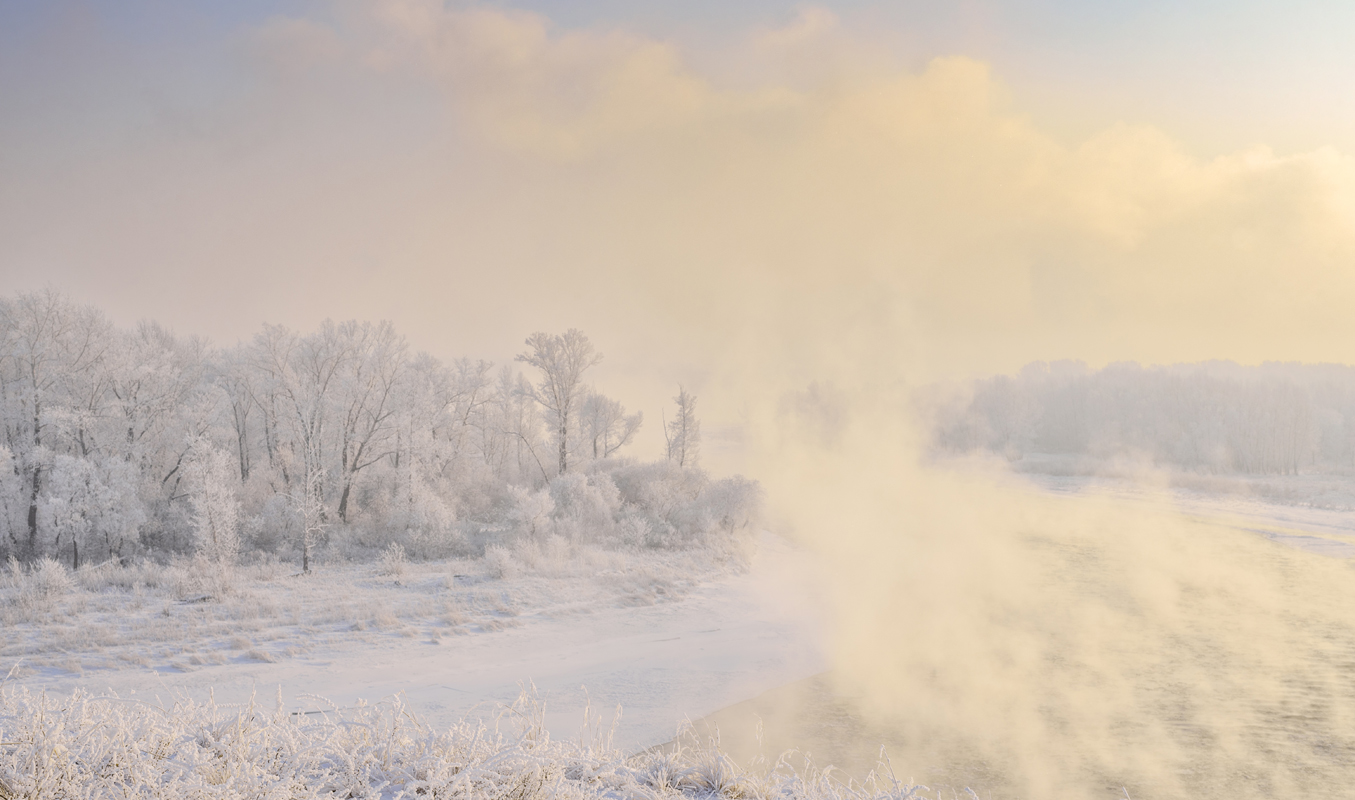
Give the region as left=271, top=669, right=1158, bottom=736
left=516, top=330, right=602, bottom=475
left=290, top=467, right=327, bottom=574
left=580, top=392, right=642, bottom=461
left=0, top=291, right=113, bottom=559
left=184, top=440, right=240, bottom=568
left=250, top=322, right=346, bottom=509
left=212, top=345, right=258, bottom=483
left=0, top=292, right=763, bottom=566
left=0, top=447, right=23, bottom=558
left=38, top=454, right=143, bottom=568
left=333, top=321, right=406, bottom=523
left=484, top=367, right=549, bottom=485
left=664, top=386, right=700, bottom=467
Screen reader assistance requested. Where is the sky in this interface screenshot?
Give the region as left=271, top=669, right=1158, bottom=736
left=3, top=0, right=1355, bottom=459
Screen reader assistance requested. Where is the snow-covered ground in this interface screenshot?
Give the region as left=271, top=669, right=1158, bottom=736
left=2, top=533, right=827, bottom=752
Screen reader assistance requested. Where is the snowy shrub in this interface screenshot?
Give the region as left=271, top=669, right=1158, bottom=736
left=380, top=541, right=408, bottom=579
left=404, top=517, right=467, bottom=562
left=1, top=555, right=20, bottom=590
left=609, top=460, right=702, bottom=522
left=506, top=485, right=556, bottom=540
left=593, top=461, right=760, bottom=548
left=506, top=533, right=575, bottom=576
left=2, top=557, right=77, bottom=620
left=27, top=557, right=75, bottom=599
left=550, top=472, right=619, bottom=544
left=484, top=544, right=520, bottom=579
left=696, top=476, right=764, bottom=534
left=161, top=557, right=226, bottom=601
left=247, top=493, right=294, bottom=554
left=612, top=511, right=651, bottom=549
left=389, top=467, right=460, bottom=558
left=72, top=559, right=123, bottom=593
left=542, top=532, right=571, bottom=565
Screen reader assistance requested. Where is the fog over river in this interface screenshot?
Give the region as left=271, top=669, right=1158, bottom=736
left=688, top=482, right=1355, bottom=800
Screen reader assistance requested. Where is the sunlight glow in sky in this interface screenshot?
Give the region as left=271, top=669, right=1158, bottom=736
left=3, top=1, right=1355, bottom=444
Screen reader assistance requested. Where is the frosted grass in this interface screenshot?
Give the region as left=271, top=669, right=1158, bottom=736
left=0, top=687, right=954, bottom=800
left=0, top=545, right=744, bottom=679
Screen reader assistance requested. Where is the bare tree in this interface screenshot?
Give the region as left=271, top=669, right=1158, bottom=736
left=250, top=322, right=347, bottom=515
left=581, top=392, right=642, bottom=460
left=184, top=438, right=240, bottom=570
left=664, top=386, right=700, bottom=467
left=334, top=321, right=406, bottom=523
left=213, top=346, right=257, bottom=482
left=289, top=466, right=326, bottom=575
left=515, top=330, right=602, bottom=475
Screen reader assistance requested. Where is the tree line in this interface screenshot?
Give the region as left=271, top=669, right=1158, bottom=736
left=929, top=360, right=1355, bottom=475
left=0, top=290, right=750, bottom=570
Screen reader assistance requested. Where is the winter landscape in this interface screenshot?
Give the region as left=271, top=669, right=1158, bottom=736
left=7, top=2, right=1355, bottom=799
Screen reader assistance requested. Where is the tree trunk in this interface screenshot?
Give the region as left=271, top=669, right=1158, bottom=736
left=338, top=477, right=352, bottom=523
left=26, top=467, right=39, bottom=558
left=27, top=402, right=40, bottom=558
left=558, top=422, right=568, bottom=475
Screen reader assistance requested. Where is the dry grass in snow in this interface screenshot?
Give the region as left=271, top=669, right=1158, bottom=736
left=0, top=687, right=955, bottom=800
left=0, top=545, right=748, bottom=681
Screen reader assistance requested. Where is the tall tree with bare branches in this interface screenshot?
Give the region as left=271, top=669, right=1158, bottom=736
left=515, top=330, right=602, bottom=475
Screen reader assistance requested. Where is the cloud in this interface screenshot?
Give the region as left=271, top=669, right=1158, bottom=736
left=352, top=0, right=716, bottom=156
left=6, top=1, right=1355, bottom=431
left=315, top=4, right=1355, bottom=376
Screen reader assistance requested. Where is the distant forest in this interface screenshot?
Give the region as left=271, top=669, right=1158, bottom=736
left=930, top=360, right=1355, bottom=475
left=0, top=291, right=756, bottom=568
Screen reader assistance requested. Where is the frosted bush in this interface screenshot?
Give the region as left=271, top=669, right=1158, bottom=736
left=550, top=472, right=619, bottom=543
left=484, top=544, right=520, bottom=579
left=390, top=468, right=460, bottom=557
left=163, top=558, right=211, bottom=600
left=380, top=541, right=408, bottom=578
left=1, top=557, right=77, bottom=621
left=2, top=555, right=21, bottom=592
left=613, top=512, right=651, bottom=549
left=72, top=559, right=122, bottom=592
left=592, top=462, right=761, bottom=548
left=28, top=557, right=75, bottom=599
left=249, top=493, right=295, bottom=553
left=506, top=485, right=555, bottom=540
left=505, top=533, right=574, bottom=576
left=609, top=460, right=702, bottom=522
left=543, top=532, right=571, bottom=564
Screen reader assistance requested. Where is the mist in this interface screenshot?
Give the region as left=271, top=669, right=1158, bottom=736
left=6, top=2, right=1355, bottom=797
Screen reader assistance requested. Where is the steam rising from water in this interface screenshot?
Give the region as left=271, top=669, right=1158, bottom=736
left=743, top=398, right=1355, bottom=798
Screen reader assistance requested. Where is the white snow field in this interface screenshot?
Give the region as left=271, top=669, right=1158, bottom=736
left=2, top=533, right=827, bottom=754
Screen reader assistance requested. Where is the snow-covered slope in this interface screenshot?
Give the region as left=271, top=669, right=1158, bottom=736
left=4, top=533, right=826, bottom=752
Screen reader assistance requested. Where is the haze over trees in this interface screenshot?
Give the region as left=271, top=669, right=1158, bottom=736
left=0, top=291, right=759, bottom=569
left=931, top=360, right=1355, bottom=475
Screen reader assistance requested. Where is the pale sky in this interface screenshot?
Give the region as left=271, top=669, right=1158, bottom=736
left=3, top=0, right=1355, bottom=460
